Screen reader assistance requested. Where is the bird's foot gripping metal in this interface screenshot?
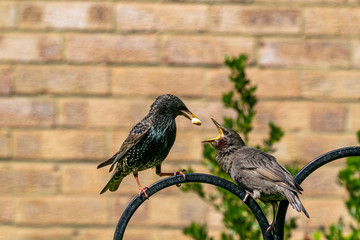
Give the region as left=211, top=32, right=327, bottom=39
left=175, top=169, right=187, bottom=187
left=157, top=169, right=187, bottom=187
left=242, top=190, right=253, bottom=203
left=138, top=186, right=149, bottom=199
left=175, top=169, right=187, bottom=179
left=266, top=223, right=275, bottom=233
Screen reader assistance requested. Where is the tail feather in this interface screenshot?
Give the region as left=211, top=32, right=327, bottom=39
left=295, top=181, right=303, bottom=193
left=284, top=190, right=310, bottom=218
left=100, top=171, right=125, bottom=194
left=97, top=154, right=116, bottom=169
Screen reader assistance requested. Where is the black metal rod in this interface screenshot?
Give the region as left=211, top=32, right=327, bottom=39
left=113, top=173, right=274, bottom=240
left=274, top=146, right=360, bottom=240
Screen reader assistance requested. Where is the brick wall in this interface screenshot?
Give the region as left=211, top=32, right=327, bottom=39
left=0, top=1, right=359, bottom=240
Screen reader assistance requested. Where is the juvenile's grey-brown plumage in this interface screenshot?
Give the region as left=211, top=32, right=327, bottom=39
left=97, top=94, right=201, bottom=196
left=203, top=118, right=309, bottom=232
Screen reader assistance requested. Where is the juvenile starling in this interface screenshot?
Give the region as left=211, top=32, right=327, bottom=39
left=203, top=118, right=309, bottom=232
left=98, top=94, right=201, bottom=197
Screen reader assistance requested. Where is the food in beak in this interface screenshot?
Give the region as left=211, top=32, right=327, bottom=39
left=181, top=110, right=201, bottom=126
left=191, top=117, right=201, bottom=125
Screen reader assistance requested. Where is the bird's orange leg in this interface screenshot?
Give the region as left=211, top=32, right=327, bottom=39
left=133, top=172, right=149, bottom=199
left=155, top=165, right=187, bottom=179
left=156, top=165, right=187, bottom=187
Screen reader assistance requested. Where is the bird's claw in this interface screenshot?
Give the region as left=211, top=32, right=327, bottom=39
left=177, top=169, right=187, bottom=179
left=242, top=191, right=251, bottom=203
left=138, top=186, right=149, bottom=199
left=175, top=169, right=187, bottom=187
left=266, top=224, right=275, bottom=233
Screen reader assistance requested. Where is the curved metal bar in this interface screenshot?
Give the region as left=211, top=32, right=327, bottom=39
left=114, top=146, right=360, bottom=240
left=274, top=146, right=360, bottom=240
left=295, top=146, right=360, bottom=184
left=114, top=173, right=273, bottom=240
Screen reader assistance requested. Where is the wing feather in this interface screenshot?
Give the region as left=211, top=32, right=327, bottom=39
left=97, top=119, right=152, bottom=171
left=236, top=147, right=301, bottom=193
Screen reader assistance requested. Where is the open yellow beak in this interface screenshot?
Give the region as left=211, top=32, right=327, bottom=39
left=202, top=118, right=223, bottom=143
left=181, top=110, right=201, bottom=126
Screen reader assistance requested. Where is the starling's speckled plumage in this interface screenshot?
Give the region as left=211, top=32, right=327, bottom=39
left=98, top=94, right=201, bottom=195
left=203, top=118, right=309, bottom=232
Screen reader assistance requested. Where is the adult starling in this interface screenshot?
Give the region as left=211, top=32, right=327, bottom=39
left=203, top=118, right=309, bottom=232
left=98, top=94, right=201, bottom=197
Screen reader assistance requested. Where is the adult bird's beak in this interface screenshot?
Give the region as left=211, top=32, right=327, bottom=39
left=181, top=110, right=202, bottom=126
left=202, top=118, right=223, bottom=142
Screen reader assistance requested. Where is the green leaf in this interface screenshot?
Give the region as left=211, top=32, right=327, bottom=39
left=285, top=165, right=301, bottom=177
left=222, top=91, right=234, bottom=108
left=313, top=231, right=322, bottom=240
left=338, top=156, right=360, bottom=222
left=183, top=222, right=214, bottom=240
left=223, top=117, right=234, bottom=129
left=262, top=122, right=284, bottom=153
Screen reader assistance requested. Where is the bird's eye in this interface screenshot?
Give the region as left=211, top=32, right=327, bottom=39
left=224, top=130, right=229, bottom=135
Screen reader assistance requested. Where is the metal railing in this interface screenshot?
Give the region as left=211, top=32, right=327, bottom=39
left=113, top=146, right=360, bottom=240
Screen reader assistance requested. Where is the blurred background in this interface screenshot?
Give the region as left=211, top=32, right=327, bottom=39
left=0, top=0, right=360, bottom=239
